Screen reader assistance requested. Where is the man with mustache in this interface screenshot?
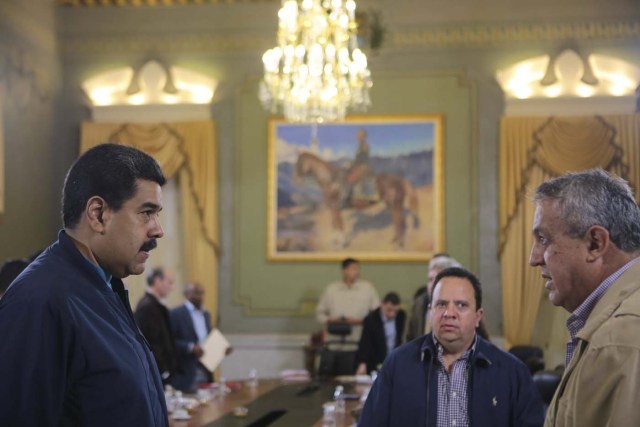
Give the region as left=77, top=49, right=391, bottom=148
left=529, top=169, right=640, bottom=427
left=0, top=143, right=169, bottom=427
left=359, top=267, right=543, bottom=426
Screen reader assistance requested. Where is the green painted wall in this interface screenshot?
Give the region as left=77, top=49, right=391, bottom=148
left=231, top=73, right=474, bottom=329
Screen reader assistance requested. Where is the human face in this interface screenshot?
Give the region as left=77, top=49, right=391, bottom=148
left=342, top=263, right=360, bottom=285
left=381, top=302, right=400, bottom=320
left=426, top=268, right=442, bottom=296
left=429, top=276, right=483, bottom=354
left=529, top=200, right=594, bottom=312
left=155, top=268, right=175, bottom=299
left=95, top=179, right=164, bottom=278
left=186, top=283, right=205, bottom=309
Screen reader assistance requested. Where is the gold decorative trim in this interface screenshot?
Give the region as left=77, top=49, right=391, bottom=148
left=57, top=0, right=275, bottom=6
left=393, top=21, right=640, bottom=48
left=61, top=20, right=640, bottom=56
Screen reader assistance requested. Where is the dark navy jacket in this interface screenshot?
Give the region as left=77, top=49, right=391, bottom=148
left=359, top=333, right=544, bottom=427
left=0, top=231, right=168, bottom=427
left=170, top=304, right=212, bottom=392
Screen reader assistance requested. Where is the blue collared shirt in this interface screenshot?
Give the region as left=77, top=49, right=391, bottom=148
left=82, top=256, right=112, bottom=290
left=185, top=300, right=208, bottom=344
left=380, top=310, right=396, bottom=355
left=565, top=256, right=640, bottom=366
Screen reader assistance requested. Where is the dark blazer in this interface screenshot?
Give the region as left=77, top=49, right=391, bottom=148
left=170, top=304, right=213, bottom=392
left=134, top=292, right=179, bottom=382
left=356, top=307, right=406, bottom=374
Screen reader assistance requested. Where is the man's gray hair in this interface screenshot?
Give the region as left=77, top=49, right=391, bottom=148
left=534, top=168, right=640, bottom=252
left=428, top=254, right=462, bottom=272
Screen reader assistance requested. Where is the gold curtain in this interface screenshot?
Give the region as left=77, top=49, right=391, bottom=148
left=499, top=114, right=640, bottom=347
left=80, top=121, right=219, bottom=322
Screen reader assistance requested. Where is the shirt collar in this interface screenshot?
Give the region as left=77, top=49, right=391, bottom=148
left=81, top=256, right=112, bottom=290
left=567, top=256, right=640, bottom=338
left=184, top=300, right=202, bottom=313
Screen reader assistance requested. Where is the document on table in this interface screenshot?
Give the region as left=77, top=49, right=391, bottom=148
left=200, top=329, right=230, bottom=372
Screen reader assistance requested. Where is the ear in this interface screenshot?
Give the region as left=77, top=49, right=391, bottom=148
left=85, top=196, right=108, bottom=234
left=475, top=307, right=485, bottom=327
left=585, top=225, right=610, bottom=262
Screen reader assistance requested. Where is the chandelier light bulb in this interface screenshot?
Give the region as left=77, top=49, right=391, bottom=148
left=259, top=0, right=372, bottom=122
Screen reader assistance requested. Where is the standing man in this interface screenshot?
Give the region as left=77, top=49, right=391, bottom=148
left=316, top=257, right=380, bottom=342
left=355, top=292, right=406, bottom=375
left=170, top=282, right=216, bottom=393
left=0, top=143, right=169, bottom=426
left=406, top=254, right=461, bottom=341
left=135, top=266, right=179, bottom=384
left=360, top=267, right=543, bottom=427
left=529, top=169, right=640, bottom=426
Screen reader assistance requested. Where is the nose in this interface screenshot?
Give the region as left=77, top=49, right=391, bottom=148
left=529, top=242, right=543, bottom=266
left=151, top=216, right=164, bottom=239
left=443, top=304, right=457, bottom=318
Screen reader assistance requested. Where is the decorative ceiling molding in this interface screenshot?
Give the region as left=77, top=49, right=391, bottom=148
left=61, top=20, right=640, bottom=56
left=57, top=0, right=275, bottom=6
left=392, top=21, right=640, bottom=48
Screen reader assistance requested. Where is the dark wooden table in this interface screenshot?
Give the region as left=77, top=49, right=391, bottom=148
left=169, top=379, right=364, bottom=427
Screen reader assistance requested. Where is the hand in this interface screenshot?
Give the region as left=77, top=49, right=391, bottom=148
left=192, top=344, right=204, bottom=358
left=355, top=363, right=367, bottom=376
left=345, top=317, right=363, bottom=325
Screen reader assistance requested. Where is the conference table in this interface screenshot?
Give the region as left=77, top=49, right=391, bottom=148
left=169, top=378, right=365, bottom=427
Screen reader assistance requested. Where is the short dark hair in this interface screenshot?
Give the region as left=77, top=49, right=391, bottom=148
left=383, top=292, right=401, bottom=305
left=62, top=143, right=166, bottom=229
left=432, top=267, right=483, bottom=309
left=341, top=257, right=359, bottom=269
left=146, top=266, right=165, bottom=287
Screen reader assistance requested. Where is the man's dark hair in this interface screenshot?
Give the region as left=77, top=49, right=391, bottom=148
left=62, top=143, right=166, bottom=229
left=432, top=267, right=483, bottom=309
left=146, top=267, right=165, bottom=287
left=341, top=257, right=359, bottom=269
left=383, top=292, right=401, bottom=305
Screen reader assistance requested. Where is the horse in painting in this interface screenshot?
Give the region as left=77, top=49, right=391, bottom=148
left=295, top=151, right=419, bottom=248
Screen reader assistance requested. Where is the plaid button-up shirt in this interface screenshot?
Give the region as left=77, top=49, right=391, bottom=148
left=434, top=335, right=477, bottom=427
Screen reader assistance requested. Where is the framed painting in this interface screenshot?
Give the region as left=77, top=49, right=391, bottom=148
left=267, top=114, right=444, bottom=261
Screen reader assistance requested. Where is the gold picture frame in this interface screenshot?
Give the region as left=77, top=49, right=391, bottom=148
left=267, top=114, right=445, bottom=262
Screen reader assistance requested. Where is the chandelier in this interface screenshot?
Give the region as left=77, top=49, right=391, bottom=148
left=259, top=0, right=373, bottom=123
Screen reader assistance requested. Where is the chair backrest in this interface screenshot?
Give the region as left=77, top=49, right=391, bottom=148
left=326, top=322, right=352, bottom=343
left=533, top=370, right=562, bottom=404
left=508, top=345, right=545, bottom=374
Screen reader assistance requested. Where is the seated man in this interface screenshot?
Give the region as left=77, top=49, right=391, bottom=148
left=355, top=292, right=406, bottom=375
left=316, top=257, right=380, bottom=343
left=359, top=267, right=543, bottom=427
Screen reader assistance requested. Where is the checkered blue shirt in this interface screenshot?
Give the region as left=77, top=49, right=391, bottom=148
left=565, top=257, right=640, bottom=367
left=434, top=335, right=476, bottom=427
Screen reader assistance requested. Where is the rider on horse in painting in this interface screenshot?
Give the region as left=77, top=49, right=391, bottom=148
left=344, top=129, right=378, bottom=207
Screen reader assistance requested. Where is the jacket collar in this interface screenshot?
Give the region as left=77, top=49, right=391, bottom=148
left=420, top=332, right=492, bottom=367
left=577, top=258, right=640, bottom=343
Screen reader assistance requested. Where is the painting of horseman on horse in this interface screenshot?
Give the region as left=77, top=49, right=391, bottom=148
left=268, top=116, right=443, bottom=261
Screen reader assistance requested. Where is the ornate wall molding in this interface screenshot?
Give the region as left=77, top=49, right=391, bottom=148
left=61, top=20, right=640, bottom=56
left=58, top=0, right=276, bottom=6
left=392, top=20, right=640, bottom=48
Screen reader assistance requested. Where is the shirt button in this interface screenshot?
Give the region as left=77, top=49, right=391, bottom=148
left=452, top=392, right=457, bottom=398
left=452, top=421, right=456, bottom=426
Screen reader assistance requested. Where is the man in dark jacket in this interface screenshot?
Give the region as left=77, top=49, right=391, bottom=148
left=355, top=292, right=406, bottom=375
left=360, top=267, right=543, bottom=427
left=0, top=144, right=169, bottom=427
left=135, top=266, right=180, bottom=384
left=170, top=282, right=213, bottom=392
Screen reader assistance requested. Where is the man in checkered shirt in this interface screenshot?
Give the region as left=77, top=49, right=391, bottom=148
left=359, top=267, right=543, bottom=427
